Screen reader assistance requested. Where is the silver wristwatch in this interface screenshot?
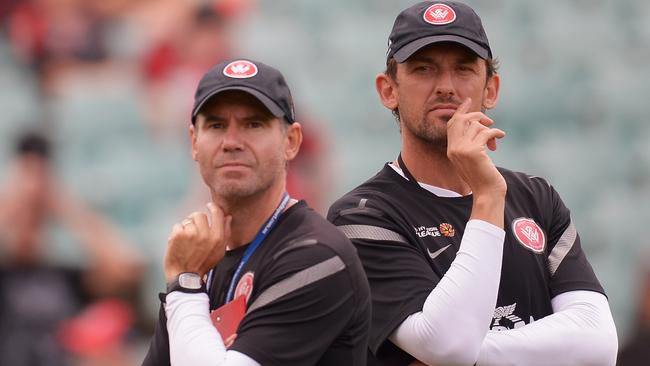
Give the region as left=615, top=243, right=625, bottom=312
left=167, top=272, right=204, bottom=294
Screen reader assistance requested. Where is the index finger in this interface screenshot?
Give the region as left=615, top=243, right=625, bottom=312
left=447, top=98, right=472, bottom=139
left=453, top=97, right=472, bottom=117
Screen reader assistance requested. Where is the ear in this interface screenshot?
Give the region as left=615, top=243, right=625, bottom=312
left=376, top=73, right=399, bottom=111
left=190, top=123, right=198, bottom=161
left=284, top=122, right=303, bottom=162
left=482, top=73, right=500, bottom=110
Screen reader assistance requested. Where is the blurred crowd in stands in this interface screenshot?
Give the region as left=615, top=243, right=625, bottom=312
left=0, top=0, right=330, bottom=364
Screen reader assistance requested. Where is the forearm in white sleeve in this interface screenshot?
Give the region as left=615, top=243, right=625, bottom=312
left=389, top=219, right=505, bottom=366
left=165, top=291, right=261, bottom=366
left=477, top=290, right=618, bottom=366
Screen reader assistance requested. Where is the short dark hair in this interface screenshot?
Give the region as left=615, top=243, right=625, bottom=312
left=384, top=56, right=499, bottom=122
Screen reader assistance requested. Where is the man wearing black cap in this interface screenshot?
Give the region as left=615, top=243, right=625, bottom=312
left=143, top=59, right=370, bottom=366
left=328, top=1, right=617, bottom=365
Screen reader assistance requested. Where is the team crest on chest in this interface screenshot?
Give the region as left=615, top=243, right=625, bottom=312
left=234, top=271, right=255, bottom=303
left=511, top=218, right=546, bottom=253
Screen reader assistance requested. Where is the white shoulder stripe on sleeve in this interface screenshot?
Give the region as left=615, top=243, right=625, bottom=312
left=337, top=224, right=408, bottom=243
left=246, top=255, right=346, bottom=314
left=548, top=221, right=577, bottom=276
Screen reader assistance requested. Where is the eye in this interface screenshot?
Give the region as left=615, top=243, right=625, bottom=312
left=247, top=120, right=264, bottom=128
left=207, top=121, right=225, bottom=129
left=457, top=64, right=476, bottom=73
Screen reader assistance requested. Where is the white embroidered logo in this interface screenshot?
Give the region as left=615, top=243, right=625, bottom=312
left=491, top=303, right=528, bottom=331
left=415, top=226, right=441, bottom=238
left=430, top=8, right=449, bottom=20
left=230, top=63, right=250, bottom=74
left=520, top=226, right=539, bottom=243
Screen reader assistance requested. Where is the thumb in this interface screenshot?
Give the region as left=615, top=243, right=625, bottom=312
left=223, top=215, right=232, bottom=243
left=207, top=202, right=225, bottom=236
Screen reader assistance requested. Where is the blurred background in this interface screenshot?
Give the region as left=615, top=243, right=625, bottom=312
left=0, top=0, right=648, bottom=364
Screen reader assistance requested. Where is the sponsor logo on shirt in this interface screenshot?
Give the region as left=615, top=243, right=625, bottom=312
left=427, top=244, right=451, bottom=260
left=415, top=226, right=441, bottom=238
left=439, top=223, right=455, bottom=237
left=490, top=302, right=531, bottom=331
left=512, top=217, right=546, bottom=253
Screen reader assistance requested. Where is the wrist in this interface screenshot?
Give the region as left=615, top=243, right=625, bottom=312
left=165, top=268, right=182, bottom=284
left=472, top=182, right=507, bottom=199
left=470, top=194, right=506, bottom=228
left=472, top=190, right=506, bottom=204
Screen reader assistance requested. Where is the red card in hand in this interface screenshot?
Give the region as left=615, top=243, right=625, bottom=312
left=210, top=295, right=246, bottom=342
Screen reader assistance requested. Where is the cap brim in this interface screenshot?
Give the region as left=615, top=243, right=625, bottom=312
left=192, top=86, right=285, bottom=122
left=393, top=35, right=490, bottom=62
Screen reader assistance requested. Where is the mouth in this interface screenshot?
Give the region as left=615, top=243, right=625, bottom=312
left=431, top=104, right=459, bottom=113
left=217, top=162, right=251, bottom=169
left=429, top=104, right=459, bottom=120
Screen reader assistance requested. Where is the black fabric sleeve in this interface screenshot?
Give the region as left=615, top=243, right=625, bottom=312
left=141, top=301, right=170, bottom=366
left=544, top=185, right=605, bottom=297
left=230, top=243, right=365, bottom=366
left=328, top=203, right=439, bottom=357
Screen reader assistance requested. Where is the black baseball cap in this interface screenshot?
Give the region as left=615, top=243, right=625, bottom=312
left=387, top=1, right=492, bottom=63
left=191, top=58, right=295, bottom=124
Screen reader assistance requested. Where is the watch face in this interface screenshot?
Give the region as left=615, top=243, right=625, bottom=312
left=178, top=273, right=202, bottom=289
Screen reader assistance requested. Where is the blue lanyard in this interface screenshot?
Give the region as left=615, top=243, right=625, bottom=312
left=207, top=192, right=290, bottom=303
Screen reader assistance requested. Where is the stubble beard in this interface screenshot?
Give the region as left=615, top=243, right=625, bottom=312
left=206, top=154, right=286, bottom=204
left=407, top=115, right=449, bottom=156
left=214, top=177, right=273, bottom=200
left=400, top=94, right=461, bottom=156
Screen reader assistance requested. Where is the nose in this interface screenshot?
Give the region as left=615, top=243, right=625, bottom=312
left=434, top=69, right=455, bottom=98
left=221, top=124, right=245, bottom=152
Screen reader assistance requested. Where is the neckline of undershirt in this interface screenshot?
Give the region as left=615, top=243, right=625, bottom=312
left=388, top=162, right=468, bottom=198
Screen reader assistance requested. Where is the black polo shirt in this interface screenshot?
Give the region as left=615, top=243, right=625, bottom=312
left=327, top=164, right=604, bottom=366
left=143, top=201, right=371, bottom=366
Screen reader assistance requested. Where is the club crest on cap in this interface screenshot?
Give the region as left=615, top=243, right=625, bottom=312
left=423, top=3, right=456, bottom=25
left=512, top=218, right=546, bottom=253
left=223, top=60, right=258, bottom=79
